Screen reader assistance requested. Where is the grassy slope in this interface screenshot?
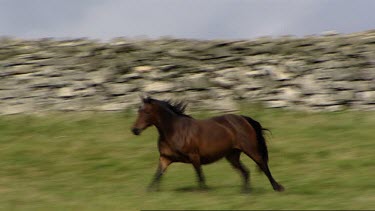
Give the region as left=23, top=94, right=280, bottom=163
left=0, top=107, right=374, bottom=210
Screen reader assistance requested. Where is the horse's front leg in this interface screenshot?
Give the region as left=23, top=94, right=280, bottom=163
left=147, top=156, right=172, bottom=191
left=189, top=154, right=207, bottom=189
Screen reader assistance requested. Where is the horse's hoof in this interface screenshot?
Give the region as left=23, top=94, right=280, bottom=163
left=274, top=184, right=285, bottom=192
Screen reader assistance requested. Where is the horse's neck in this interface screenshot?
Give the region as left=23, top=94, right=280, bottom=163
left=154, top=109, right=178, bottom=138
left=156, top=116, right=190, bottom=152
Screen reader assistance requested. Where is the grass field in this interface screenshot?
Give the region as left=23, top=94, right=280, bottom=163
left=0, top=106, right=374, bottom=210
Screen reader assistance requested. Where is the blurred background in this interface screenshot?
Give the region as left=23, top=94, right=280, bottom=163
left=0, top=0, right=374, bottom=210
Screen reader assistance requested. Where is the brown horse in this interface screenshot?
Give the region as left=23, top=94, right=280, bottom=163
left=131, top=96, right=284, bottom=193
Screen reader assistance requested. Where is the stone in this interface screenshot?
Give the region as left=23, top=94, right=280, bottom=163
left=36, top=66, right=62, bottom=77
left=331, top=69, right=357, bottom=81
left=211, top=77, right=236, bottom=88
left=181, top=73, right=210, bottom=90
left=297, top=75, right=329, bottom=95
left=76, top=88, right=97, bottom=97
left=195, top=98, right=238, bottom=112
left=335, top=90, right=355, bottom=102
left=1, top=104, right=33, bottom=115
left=321, top=105, right=344, bottom=112
left=133, top=66, right=154, bottom=72
left=62, top=70, right=88, bottom=81
left=57, top=87, right=74, bottom=98
left=243, top=55, right=268, bottom=65
left=143, top=82, right=174, bottom=93
left=245, top=69, right=268, bottom=78
left=24, top=89, right=52, bottom=98
left=357, top=68, right=375, bottom=81
left=215, top=68, right=242, bottom=79
left=99, top=102, right=128, bottom=111
left=329, top=81, right=354, bottom=91
left=146, top=70, right=180, bottom=80
left=0, top=90, right=16, bottom=100
left=104, top=83, right=137, bottom=96
left=232, top=81, right=263, bottom=99
left=355, top=91, right=375, bottom=104
left=72, top=81, right=91, bottom=90
left=260, top=65, right=292, bottom=81
left=278, top=87, right=301, bottom=101
left=116, top=73, right=142, bottom=82
left=284, top=60, right=307, bottom=73
left=180, top=91, right=211, bottom=101
left=310, top=69, right=331, bottom=82
left=29, top=78, right=67, bottom=88
left=4, top=65, right=35, bottom=76
left=207, top=88, right=234, bottom=99
left=13, top=73, right=36, bottom=83
left=354, top=81, right=373, bottom=92
left=240, top=90, right=263, bottom=100
left=121, top=93, right=142, bottom=106
left=265, top=100, right=289, bottom=108
left=213, top=98, right=238, bottom=112
left=304, top=94, right=339, bottom=106
left=52, top=99, right=82, bottom=111
left=88, top=71, right=107, bottom=84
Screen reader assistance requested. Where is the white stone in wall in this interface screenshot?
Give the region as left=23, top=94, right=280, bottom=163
left=57, top=87, right=74, bottom=98
left=143, top=82, right=175, bottom=93
left=133, top=66, right=154, bottom=72
left=356, top=91, right=375, bottom=104
left=265, top=100, right=289, bottom=108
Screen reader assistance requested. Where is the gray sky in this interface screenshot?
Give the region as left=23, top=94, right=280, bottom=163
left=1, top=0, right=374, bottom=40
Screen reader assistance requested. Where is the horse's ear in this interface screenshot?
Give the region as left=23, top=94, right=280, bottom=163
left=143, top=97, right=152, bottom=103
left=139, top=93, right=151, bottom=103
left=139, top=93, right=152, bottom=104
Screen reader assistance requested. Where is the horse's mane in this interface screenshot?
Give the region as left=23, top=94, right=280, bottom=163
left=144, top=97, right=192, bottom=118
left=164, top=99, right=191, bottom=118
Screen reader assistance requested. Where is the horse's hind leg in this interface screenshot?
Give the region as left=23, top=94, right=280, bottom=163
left=257, top=160, right=285, bottom=192
left=241, top=147, right=284, bottom=192
left=148, top=156, right=172, bottom=191
left=226, top=149, right=250, bottom=193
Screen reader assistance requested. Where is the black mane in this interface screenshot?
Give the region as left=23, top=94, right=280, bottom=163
left=144, top=97, right=191, bottom=118
left=163, top=99, right=191, bottom=118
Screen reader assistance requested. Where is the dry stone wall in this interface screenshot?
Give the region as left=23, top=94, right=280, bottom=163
left=0, top=30, right=374, bottom=114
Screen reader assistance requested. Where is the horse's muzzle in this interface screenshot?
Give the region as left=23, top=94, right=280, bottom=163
left=131, top=128, right=141, bottom=135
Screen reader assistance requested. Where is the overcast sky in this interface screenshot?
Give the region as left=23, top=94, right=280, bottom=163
left=1, top=0, right=374, bottom=40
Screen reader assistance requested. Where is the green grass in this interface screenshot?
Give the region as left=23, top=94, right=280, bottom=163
left=0, top=106, right=374, bottom=210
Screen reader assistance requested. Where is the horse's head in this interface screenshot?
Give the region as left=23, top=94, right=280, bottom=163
left=131, top=96, right=190, bottom=136
left=131, top=96, right=156, bottom=135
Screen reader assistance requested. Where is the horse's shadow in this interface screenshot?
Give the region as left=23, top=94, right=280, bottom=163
left=173, top=184, right=268, bottom=194
left=174, top=185, right=214, bottom=192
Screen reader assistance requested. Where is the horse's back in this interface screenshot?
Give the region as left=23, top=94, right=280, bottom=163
left=209, top=114, right=258, bottom=147
left=209, top=114, right=252, bottom=132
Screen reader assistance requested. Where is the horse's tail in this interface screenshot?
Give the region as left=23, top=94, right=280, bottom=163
left=241, top=115, right=269, bottom=163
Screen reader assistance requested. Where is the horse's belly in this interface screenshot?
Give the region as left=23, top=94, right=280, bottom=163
left=200, top=155, right=225, bottom=164
left=199, top=147, right=232, bottom=164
